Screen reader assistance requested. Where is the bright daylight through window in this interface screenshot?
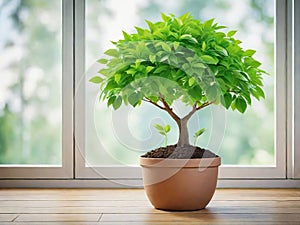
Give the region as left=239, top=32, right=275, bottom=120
left=85, top=0, right=275, bottom=166
left=0, top=0, right=62, bottom=165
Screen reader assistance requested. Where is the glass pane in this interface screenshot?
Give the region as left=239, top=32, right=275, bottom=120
left=85, top=0, right=274, bottom=166
left=0, top=0, right=62, bottom=165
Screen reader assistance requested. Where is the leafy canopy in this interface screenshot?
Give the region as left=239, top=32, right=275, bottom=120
left=90, top=12, right=266, bottom=114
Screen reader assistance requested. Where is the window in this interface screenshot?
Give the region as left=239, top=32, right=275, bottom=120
left=1, top=0, right=299, bottom=186
left=0, top=0, right=72, bottom=178
left=79, top=0, right=284, bottom=181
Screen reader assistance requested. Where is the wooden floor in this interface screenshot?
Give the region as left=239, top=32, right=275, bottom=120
left=0, top=189, right=299, bottom=225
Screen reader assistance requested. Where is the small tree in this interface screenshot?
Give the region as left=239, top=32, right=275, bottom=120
left=90, top=13, right=266, bottom=148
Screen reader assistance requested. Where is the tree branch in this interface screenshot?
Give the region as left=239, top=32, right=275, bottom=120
left=196, top=101, right=214, bottom=110
left=183, top=103, right=197, bottom=121
left=143, top=98, right=166, bottom=111
left=159, top=94, right=181, bottom=124
left=183, top=101, right=214, bottom=121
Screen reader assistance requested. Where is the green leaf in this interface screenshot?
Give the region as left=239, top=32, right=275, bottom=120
left=153, top=65, right=168, bottom=74
left=200, top=55, right=219, bottom=65
left=194, top=128, right=206, bottom=137
left=128, top=92, right=142, bottom=107
left=244, top=57, right=262, bottom=68
left=104, top=49, right=119, bottom=57
left=227, top=30, right=237, bottom=37
left=203, top=18, right=215, bottom=29
left=159, top=131, right=166, bottom=135
left=235, top=96, right=247, bottom=113
left=122, top=31, right=131, bottom=40
left=98, top=68, right=110, bottom=76
left=194, top=63, right=206, bottom=69
left=165, top=125, right=171, bottom=133
left=112, top=96, right=122, bottom=110
left=161, top=42, right=172, bottom=53
left=107, top=96, right=116, bottom=107
left=146, top=66, right=154, bottom=73
left=202, top=42, right=206, bottom=51
left=105, top=80, right=118, bottom=91
left=146, top=20, right=155, bottom=32
left=97, top=58, right=108, bottom=64
left=222, top=93, right=232, bottom=109
left=89, top=76, right=103, bottom=84
left=173, top=42, right=180, bottom=50
left=256, top=86, right=265, bottom=99
left=154, top=124, right=165, bottom=131
left=149, top=55, right=156, bottom=63
left=206, top=84, right=220, bottom=101
left=180, top=34, right=198, bottom=44
left=251, top=86, right=265, bottom=100
left=215, top=45, right=228, bottom=56
left=114, top=74, right=121, bottom=84
left=135, top=26, right=144, bottom=35
left=126, top=68, right=137, bottom=75
left=161, top=13, right=171, bottom=22
left=188, top=77, right=195, bottom=86
left=179, top=12, right=191, bottom=22
left=160, top=55, right=169, bottom=62
left=243, top=49, right=256, bottom=56
left=188, top=86, right=203, bottom=101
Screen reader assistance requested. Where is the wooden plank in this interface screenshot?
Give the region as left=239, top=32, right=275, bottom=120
left=100, top=213, right=300, bottom=222
left=0, top=214, right=18, bottom=222
left=0, top=188, right=299, bottom=200
left=1, top=222, right=299, bottom=225
left=2, top=195, right=298, bottom=201
left=0, top=206, right=101, bottom=214
left=1, top=206, right=300, bottom=214
left=15, top=214, right=101, bottom=222
left=0, top=188, right=299, bottom=195
left=0, top=200, right=151, bottom=207
left=1, top=199, right=300, bottom=208
left=98, top=222, right=300, bottom=225
left=0, top=192, right=148, bottom=201
left=0, top=223, right=100, bottom=225
left=0, top=189, right=146, bottom=198
left=208, top=200, right=300, bottom=207
left=1, top=222, right=300, bottom=225
left=98, top=223, right=300, bottom=225
left=212, top=189, right=300, bottom=201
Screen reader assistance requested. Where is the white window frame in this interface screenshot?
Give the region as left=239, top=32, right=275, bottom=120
left=0, top=0, right=73, bottom=179
left=295, top=0, right=300, bottom=179
left=288, top=0, right=300, bottom=179
left=75, top=0, right=287, bottom=182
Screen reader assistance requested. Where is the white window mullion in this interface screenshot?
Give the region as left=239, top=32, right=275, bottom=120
left=74, top=0, right=87, bottom=178
left=293, top=0, right=300, bottom=179
left=61, top=0, right=75, bottom=178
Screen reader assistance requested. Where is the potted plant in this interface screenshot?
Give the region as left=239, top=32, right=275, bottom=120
left=90, top=13, right=266, bottom=210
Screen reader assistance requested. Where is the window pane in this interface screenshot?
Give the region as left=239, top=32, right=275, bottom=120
left=0, top=0, right=62, bottom=165
left=85, top=0, right=274, bottom=166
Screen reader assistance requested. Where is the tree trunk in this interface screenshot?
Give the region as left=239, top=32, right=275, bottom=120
left=177, top=118, right=190, bottom=147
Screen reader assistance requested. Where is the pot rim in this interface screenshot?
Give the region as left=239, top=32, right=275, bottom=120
left=140, top=156, right=221, bottom=168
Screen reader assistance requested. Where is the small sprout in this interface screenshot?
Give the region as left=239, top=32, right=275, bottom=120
left=194, top=128, right=206, bottom=146
left=154, top=124, right=171, bottom=147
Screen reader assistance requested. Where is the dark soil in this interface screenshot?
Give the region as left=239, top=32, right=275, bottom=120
left=141, top=144, right=217, bottom=159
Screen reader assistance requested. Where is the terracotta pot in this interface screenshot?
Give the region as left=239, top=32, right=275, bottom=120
left=140, top=157, right=221, bottom=211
